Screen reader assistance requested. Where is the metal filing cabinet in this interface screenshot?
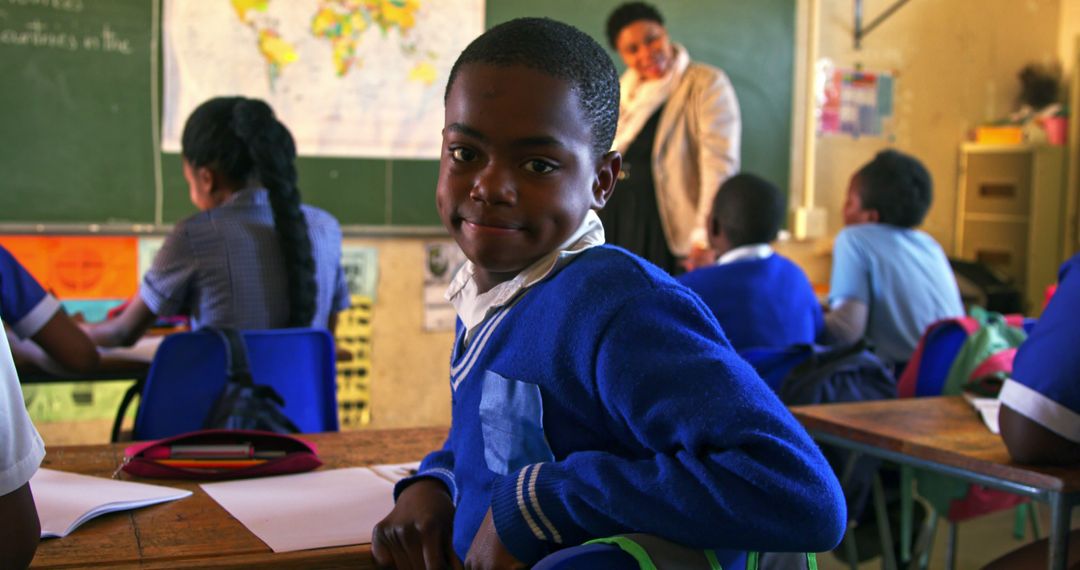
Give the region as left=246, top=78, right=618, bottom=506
left=956, top=143, right=1068, bottom=315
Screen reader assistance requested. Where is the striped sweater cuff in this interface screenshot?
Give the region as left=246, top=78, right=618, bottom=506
left=490, top=463, right=568, bottom=564
left=393, top=468, right=459, bottom=505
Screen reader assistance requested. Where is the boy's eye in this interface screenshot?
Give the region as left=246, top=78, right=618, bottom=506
left=523, top=160, right=557, bottom=174
left=450, top=147, right=477, bottom=162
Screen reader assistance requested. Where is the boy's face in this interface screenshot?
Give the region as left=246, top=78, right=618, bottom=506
left=842, top=176, right=879, bottom=226
left=438, top=63, right=619, bottom=292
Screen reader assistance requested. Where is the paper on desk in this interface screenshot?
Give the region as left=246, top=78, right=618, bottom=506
left=32, top=468, right=192, bottom=538
left=369, top=461, right=421, bottom=484
left=964, top=393, right=1002, bottom=434
left=201, top=467, right=395, bottom=553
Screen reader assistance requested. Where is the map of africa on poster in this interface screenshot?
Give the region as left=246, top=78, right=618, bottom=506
left=161, top=0, right=484, bottom=158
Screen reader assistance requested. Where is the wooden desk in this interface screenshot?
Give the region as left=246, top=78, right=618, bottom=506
left=792, top=396, right=1080, bottom=570
left=30, top=427, right=448, bottom=569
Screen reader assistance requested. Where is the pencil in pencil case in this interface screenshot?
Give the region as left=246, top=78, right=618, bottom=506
left=121, top=429, right=322, bottom=480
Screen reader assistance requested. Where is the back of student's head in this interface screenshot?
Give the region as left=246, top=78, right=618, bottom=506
left=854, top=149, right=933, bottom=228
left=605, top=2, right=664, bottom=48
left=445, top=17, right=619, bottom=158
left=712, top=173, right=786, bottom=248
left=181, top=97, right=316, bottom=326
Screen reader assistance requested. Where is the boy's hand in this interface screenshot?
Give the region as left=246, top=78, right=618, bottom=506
left=464, top=508, right=526, bottom=570
left=372, top=478, right=462, bottom=570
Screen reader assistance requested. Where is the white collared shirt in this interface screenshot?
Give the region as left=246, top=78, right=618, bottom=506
left=716, top=243, right=773, bottom=266
left=446, top=210, right=605, bottom=343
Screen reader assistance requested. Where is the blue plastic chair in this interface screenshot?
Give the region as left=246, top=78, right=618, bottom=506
left=132, top=328, right=339, bottom=440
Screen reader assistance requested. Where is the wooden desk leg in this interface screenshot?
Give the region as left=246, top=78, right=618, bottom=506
left=1048, top=492, right=1069, bottom=570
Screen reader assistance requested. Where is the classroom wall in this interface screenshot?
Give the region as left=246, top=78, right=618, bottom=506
left=349, top=236, right=454, bottom=429
left=1060, top=0, right=1080, bottom=76
left=812, top=0, right=1063, bottom=251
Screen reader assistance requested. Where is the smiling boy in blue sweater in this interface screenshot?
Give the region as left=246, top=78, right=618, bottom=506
left=372, top=18, right=846, bottom=569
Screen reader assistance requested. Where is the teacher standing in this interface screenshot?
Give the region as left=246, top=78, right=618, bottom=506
left=603, top=2, right=741, bottom=274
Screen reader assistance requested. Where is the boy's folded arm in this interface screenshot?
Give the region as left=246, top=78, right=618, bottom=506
left=489, top=287, right=846, bottom=562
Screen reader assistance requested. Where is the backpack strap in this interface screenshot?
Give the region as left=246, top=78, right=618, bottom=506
left=206, top=327, right=255, bottom=388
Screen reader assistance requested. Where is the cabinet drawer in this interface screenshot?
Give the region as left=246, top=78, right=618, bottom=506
left=959, top=219, right=1028, bottom=285
left=963, top=152, right=1032, bottom=216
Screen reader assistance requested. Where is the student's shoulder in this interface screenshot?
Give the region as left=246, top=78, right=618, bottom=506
left=561, top=246, right=699, bottom=303
left=300, top=203, right=342, bottom=228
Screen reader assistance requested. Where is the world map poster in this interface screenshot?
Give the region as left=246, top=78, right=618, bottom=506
left=161, top=0, right=484, bottom=158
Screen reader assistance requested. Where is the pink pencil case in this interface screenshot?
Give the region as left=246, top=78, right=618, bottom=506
left=122, top=429, right=322, bottom=480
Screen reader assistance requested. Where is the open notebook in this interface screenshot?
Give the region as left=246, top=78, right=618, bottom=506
left=33, top=468, right=192, bottom=538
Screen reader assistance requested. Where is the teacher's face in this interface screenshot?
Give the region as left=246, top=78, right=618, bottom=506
left=614, top=19, right=674, bottom=81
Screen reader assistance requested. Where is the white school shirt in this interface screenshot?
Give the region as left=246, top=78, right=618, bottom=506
left=0, top=321, right=44, bottom=496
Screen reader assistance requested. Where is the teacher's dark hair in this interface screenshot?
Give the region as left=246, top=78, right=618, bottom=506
left=605, top=2, right=664, bottom=48
left=445, top=17, right=619, bottom=158
left=711, top=173, right=786, bottom=247
left=181, top=97, right=317, bottom=326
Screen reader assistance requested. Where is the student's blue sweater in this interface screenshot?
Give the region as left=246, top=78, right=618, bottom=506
left=677, top=254, right=824, bottom=351
left=395, top=246, right=846, bottom=565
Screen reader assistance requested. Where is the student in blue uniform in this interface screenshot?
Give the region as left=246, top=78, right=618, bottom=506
left=89, top=97, right=349, bottom=346
left=677, top=173, right=823, bottom=351
left=371, top=18, right=845, bottom=569
left=1, top=245, right=99, bottom=373
left=982, top=252, right=1080, bottom=569
left=825, top=150, right=963, bottom=369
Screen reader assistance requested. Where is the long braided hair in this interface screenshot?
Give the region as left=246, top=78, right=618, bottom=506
left=181, top=97, right=317, bottom=326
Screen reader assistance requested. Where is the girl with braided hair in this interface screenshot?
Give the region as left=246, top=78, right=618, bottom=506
left=89, top=97, right=349, bottom=347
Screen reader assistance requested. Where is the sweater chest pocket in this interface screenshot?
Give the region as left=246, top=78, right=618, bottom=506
left=478, top=370, right=555, bottom=476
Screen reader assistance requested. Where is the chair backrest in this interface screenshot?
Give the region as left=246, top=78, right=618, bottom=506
left=133, top=328, right=338, bottom=440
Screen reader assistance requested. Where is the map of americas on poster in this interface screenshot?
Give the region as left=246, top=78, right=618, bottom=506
left=161, top=0, right=484, bottom=158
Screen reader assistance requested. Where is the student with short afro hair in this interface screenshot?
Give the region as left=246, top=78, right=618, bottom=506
left=373, top=16, right=845, bottom=570
left=826, top=150, right=963, bottom=368
left=678, top=173, right=823, bottom=351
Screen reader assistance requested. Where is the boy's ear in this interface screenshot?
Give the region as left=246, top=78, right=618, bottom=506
left=864, top=208, right=881, bottom=224
left=589, top=151, right=622, bottom=210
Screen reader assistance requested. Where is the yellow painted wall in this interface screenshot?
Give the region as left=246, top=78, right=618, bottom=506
left=813, top=0, right=1062, bottom=252
left=345, top=236, right=454, bottom=430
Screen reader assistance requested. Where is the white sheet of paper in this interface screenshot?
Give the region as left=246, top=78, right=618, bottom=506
left=369, top=461, right=421, bottom=484
left=201, top=467, right=395, bottom=553
left=964, top=394, right=1002, bottom=434
left=33, top=468, right=192, bottom=538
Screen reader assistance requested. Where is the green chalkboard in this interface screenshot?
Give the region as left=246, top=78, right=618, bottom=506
left=0, top=0, right=157, bottom=224
left=0, top=1, right=794, bottom=229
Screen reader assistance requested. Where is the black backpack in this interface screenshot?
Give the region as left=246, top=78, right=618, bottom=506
left=201, top=328, right=300, bottom=434
left=775, top=342, right=896, bottom=523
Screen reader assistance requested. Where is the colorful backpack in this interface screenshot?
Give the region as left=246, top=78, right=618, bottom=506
left=897, top=308, right=1028, bottom=399
left=898, top=307, right=1031, bottom=522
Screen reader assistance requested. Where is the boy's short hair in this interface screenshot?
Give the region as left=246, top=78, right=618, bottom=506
left=605, top=2, right=664, bottom=48
left=855, top=149, right=933, bottom=228
left=711, top=173, right=786, bottom=247
left=446, top=18, right=619, bottom=158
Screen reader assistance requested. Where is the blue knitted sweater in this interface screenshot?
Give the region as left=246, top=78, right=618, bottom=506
left=396, top=246, right=846, bottom=565
left=677, top=254, right=824, bottom=351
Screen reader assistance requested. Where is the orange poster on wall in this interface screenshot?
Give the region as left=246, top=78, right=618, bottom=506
left=0, top=236, right=138, bottom=300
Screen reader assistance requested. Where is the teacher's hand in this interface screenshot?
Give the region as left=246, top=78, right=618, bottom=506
left=682, top=244, right=716, bottom=272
